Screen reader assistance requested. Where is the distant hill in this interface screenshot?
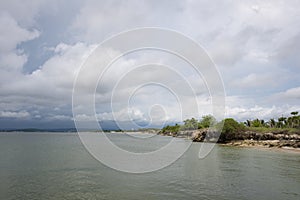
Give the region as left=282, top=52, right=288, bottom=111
left=0, top=128, right=77, bottom=132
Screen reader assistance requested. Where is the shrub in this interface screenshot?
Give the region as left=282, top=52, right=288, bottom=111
left=218, top=118, right=245, bottom=142
left=161, top=124, right=180, bottom=134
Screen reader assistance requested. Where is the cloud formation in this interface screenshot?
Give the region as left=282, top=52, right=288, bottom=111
left=0, top=0, right=299, bottom=129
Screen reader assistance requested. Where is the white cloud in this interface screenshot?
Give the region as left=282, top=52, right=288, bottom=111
left=271, top=87, right=300, bottom=102
left=0, top=42, right=95, bottom=99
left=0, top=0, right=300, bottom=128
left=0, top=13, right=39, bottom=52
left=0, top=12, right=39, bottom=71
left=226, top=104, right=300, bottom=121
left=45, top=114, right=72, bottom=121
left=229, top=72, right=289, bottom=89
left=0, top=0, right=44, bottom=26
left=0, top=110, right=30, bottom=118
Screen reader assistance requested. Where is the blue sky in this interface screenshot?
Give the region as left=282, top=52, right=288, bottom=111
left=0, top=0, right=299, bottom=129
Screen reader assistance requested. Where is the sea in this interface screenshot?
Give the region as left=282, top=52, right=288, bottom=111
left=0, top=132, right=299, bottom=200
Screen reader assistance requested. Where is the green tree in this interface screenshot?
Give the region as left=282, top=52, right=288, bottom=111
left=269, top=118, right=276, bottom=128
left=198, top=115, right=216, bottom=128
left=218, top=118, right=245, bottom=142
left=291, top=111, right=298, bottom=116
left=252, top=119, right=262, bottom=127
left=181, top=118, right=198, bottom=130
left=244, top=120, right=251, bottom=127
left=278, top=117, right=287, bottom=128
left=288, top=111, right=299, bottom=128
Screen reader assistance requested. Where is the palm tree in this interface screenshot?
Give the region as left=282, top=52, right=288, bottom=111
left=278, top=116, right=287, bottom=128
left=252, top=119, right=262, bottom=127
left=244, top=120, right=251, bottom=127
left=260, top=119, right=265, bottom=127
left=269, top=118, right=276, bottom=128
left=290, top=111, right=299, bottom=128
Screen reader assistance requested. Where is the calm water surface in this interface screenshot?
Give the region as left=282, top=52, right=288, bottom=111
left=0, top=132, right=299, bottom=200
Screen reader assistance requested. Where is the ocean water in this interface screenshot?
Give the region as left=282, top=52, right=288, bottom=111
left=0, top=132, right=299, bottom=200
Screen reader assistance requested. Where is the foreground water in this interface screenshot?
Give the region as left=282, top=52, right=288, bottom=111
left=0, top=132, right=299, bottom=200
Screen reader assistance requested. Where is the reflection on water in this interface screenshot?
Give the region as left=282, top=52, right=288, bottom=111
left=0, top=132, right=299, bottom=200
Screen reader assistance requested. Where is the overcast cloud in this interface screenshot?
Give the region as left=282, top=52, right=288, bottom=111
left=0, top=0, right=299, bottom=129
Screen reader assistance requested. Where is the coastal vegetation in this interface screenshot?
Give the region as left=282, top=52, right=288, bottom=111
left=243, top=111, right=300, bottom=129
left=159, top=112, right=300, bottom=148
left=161, top=112, right=300, bottom=134
left=161, top=115, right=217, bottom=133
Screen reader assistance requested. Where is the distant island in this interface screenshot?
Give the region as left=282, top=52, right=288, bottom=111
left=0, top=128, right=77, bottom=132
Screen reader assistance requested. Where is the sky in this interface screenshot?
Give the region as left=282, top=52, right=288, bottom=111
left=0, top=0, right=299, bottom=129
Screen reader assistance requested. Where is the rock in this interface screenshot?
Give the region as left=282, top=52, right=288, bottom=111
left=191, top=129, right=207, bottom=142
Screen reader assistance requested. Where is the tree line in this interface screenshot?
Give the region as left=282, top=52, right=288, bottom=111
left=161, top=112, right=300, bottom=134
left=244, top=112, right=300, bottom=128
left=161, top=115, right=217, bottom=134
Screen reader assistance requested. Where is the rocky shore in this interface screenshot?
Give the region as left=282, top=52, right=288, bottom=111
left=220, top=139, right=300, bottom=149
left=158, top=129, right=300, bottom=149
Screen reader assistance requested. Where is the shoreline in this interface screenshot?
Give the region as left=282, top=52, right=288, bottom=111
left=158, top=129, right=300, bottom=153
left=218, top=140, right=300, bottom=153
